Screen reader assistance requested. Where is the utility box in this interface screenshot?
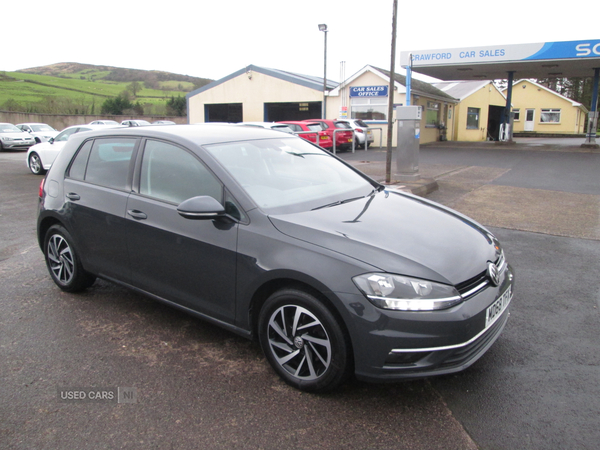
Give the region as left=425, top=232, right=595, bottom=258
left=396, top=106, right=421, bottom=180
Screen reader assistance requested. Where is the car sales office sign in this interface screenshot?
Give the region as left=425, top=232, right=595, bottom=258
left=400, top=39, right=600, bottom=66
left=350, top=86, right=388, bottom=97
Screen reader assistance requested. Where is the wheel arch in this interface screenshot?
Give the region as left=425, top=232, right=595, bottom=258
left=247, top=273, right=354, bottom=361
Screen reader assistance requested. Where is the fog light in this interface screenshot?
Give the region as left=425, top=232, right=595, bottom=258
left=384, top=351, right=426, bottom=366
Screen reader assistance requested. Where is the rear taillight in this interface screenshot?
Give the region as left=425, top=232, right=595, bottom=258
left=39, top=179, right=45, bottom=198
left=356, top=128, right=363, bottom=132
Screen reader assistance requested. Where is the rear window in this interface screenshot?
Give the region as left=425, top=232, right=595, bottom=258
left=355, top=120, right=369, bottom=128
left=334, top=122, right=352, bottom=129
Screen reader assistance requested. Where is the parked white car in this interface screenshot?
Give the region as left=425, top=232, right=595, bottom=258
left=16, top=123, right=59, bottom=143
left=89, top=120, right=120, bottom=126
left=0, top=123, right=36, bottom=151
left=337, top=119, right=374, bottom=149
left=237, top=122, right=294, bottom=134
left=26, top=124, right=121, bottom=175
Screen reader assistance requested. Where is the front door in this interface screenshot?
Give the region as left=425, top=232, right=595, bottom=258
left=525, top=109, right=535, bottom=131
left=125, top=139, right=238, bottom=323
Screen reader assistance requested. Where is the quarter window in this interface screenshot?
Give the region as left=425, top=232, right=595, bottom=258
left=540, top=109, right=561, bottom=123
left=467, top=107, right=480, bottom=129
left=139, top=140, right=222, bottom=205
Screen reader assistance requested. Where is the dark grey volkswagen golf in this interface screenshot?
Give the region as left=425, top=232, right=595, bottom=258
left=37, top=124, right=514, bottom=392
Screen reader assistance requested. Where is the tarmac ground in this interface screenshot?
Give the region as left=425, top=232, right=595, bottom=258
left=339, top=137, right=600, bottom=241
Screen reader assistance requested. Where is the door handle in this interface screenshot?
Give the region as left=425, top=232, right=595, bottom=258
left=66, top=193, right=80, bottom=201
left=127, top=209, right=147, bottom=220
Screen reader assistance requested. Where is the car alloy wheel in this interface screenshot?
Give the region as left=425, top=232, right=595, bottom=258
left=47, top=233, right=75, bottom=285
left=44, top=225, right=96, bottom=292
left=259, top=289, right=351, bottom=392
left=28, top=152, right=45, bottom=175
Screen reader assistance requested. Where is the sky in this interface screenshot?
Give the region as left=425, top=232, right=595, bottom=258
left=4, top=0, right=596, bottom=83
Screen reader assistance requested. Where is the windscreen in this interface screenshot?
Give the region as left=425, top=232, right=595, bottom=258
left=205, top=138, right=375, bottom=214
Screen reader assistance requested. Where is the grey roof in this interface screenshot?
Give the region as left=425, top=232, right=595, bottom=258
left=186, top=65, right=337, bottom=100
left=371, top=66, right=458, bottom=103
left=432, top=80, right=496, bottom=101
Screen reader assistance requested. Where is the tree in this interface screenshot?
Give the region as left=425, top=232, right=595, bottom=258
left=101, top=94, right=133, bottom=115
left=127, top=81, right=142, bottom=97
left=166, top=96, right=186, bottom=116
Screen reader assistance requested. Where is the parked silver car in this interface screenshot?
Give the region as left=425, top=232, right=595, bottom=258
left=338, top=119, right=375, bottom=149
left=0, top=123, right=36, bottom=150
left=16, top=123, right=59, bottom=143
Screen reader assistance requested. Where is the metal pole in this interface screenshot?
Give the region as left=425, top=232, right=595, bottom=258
left=583, top=68, right=599, bottom=148
left=503, top=71, right=515, bottom=142
left=406, top=54, right=412, bottom=106
left=319, top=26, right=328, bottom=119
left=385, top=0, right=398, bottom=185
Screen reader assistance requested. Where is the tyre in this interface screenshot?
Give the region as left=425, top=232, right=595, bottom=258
left=258, top=288, right=351, bottom=393
left=28, top=152, right=46, bottom=175
left=44, top=225, right=96, bottom=292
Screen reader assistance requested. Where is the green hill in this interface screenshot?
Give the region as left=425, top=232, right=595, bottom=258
left=0, top=63, right=213, bottom=116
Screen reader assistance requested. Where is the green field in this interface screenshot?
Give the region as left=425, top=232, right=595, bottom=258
left=0, top=68, right=201, bottom=114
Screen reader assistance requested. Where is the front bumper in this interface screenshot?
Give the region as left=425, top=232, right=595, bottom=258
left=339, top=265, right=514, bottom=382
left=1, top=139, right=36, bottom=150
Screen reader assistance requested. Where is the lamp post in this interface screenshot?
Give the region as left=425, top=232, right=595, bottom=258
left=318, top=23, right=328, bottom=119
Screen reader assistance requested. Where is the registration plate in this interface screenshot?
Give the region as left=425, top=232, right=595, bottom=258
left=485, top=285, right=512, bottom=328
left=348, top=138, right=353, bottom=142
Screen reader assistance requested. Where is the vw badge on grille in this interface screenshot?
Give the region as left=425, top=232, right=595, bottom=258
left=487, top=262, right=500, bottom=286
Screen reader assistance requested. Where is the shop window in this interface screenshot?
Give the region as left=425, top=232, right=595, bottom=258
left=540, top=109, right=561, bottom=123
left=351, top=97, right=387, bottom=121
left=467, top=107, right=480, bottom=129
left=425, top=102, right=440, bottom=127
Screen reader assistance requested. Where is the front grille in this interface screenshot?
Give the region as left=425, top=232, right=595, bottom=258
left=455, top=251, right=506, bottom=300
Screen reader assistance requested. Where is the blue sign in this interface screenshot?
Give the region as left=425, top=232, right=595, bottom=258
left=350, top=86, right=388, bottom=97
left=401, top=39, right=600, bottom=67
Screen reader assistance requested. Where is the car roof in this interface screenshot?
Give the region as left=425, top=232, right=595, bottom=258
left=278, top=121, right=320, bottom=125
left=74, top=123, right=297, bottom=147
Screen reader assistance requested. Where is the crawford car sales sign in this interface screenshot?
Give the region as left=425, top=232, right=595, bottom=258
left=400, top=39, right=600, bottom=67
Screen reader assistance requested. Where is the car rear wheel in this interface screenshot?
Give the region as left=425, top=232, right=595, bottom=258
left=258, top=288, right=351, bottom=393
left=28, top=152, right=46, bottom=175
left=44, top=225, right=96, bottom=292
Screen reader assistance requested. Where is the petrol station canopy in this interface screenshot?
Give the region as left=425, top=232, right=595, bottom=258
left=400, top=40, right=600, bottom=81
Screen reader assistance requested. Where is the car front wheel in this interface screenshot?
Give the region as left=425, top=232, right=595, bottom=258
left=258, top=289, right=351, bottom=393
left=44, top=225, right=96, bottom=292
left=28, top=152, right=46, bottom=175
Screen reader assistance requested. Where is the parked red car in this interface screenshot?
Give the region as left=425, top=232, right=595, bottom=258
left=303, top=119, right=354, bottom=151
left=277, top=121, right=333, bottom=149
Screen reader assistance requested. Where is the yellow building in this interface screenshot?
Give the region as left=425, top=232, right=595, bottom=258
left=503, top=79, right=588, bottom=135
left=187, top=64, right=458, bottom=146
left=327, top=65, right=458, bottom=145
left=434, top=80, right=507, bottom=141
left=187, top=65, right=335, bottom=124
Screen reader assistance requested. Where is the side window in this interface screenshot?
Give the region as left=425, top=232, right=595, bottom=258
left=84, top=138, right=137, bottom=190
left=139, top=140, right=222, bottom=205
left=55, top=128, right=79, bottom=142
left=68, top=140, right=93, bottom=180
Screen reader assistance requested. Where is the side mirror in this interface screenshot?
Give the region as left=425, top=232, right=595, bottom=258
left=177, top=196, right=226, bottom=220
left=49, top=137, right=55, bottom=144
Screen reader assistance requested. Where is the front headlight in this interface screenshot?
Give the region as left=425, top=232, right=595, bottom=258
left=352, top=273, right=463, bottom=311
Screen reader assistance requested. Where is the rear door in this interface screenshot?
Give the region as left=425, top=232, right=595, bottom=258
left=63, top=137, right=139, bottom=281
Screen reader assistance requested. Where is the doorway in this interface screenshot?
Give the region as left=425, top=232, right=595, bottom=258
left=525, top=109, right=535, bottom=131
